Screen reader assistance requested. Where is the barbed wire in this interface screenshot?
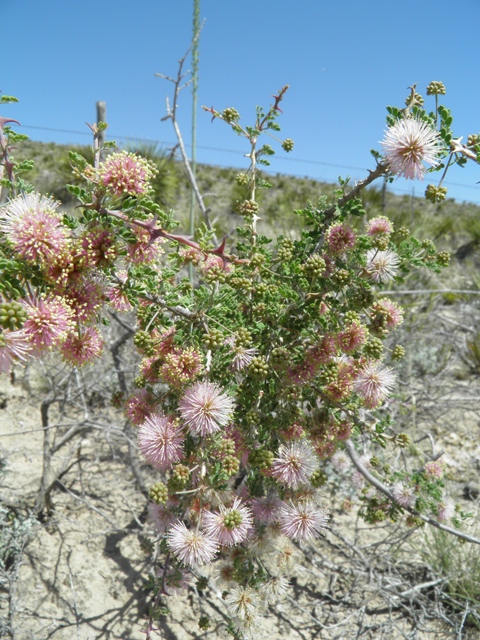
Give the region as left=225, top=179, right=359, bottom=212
left=15, top=123, right=480, bottom=204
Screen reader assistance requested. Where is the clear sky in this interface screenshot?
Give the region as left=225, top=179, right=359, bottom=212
left=2, top=0, right=480, bottom=205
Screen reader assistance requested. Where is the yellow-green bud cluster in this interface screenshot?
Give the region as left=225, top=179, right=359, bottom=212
left=303, top=254, right=326, bottom=276
left=373, top=236, right=390, bottom=251
left=249, top=449, right=274, bottom=469
left=202, top=328, right=224, bottom=349
left=219, top=438, right=236, bottom=456
left=437, top=251, right=450, bottom=266
left=255, top=282, right=268, bottom=296
left=467, top=133, right=480, bottom=147
left=235, top=328, right=252, bottom=347
left=393, top=433, right=411, bottom=448
left=364, top=337, right=383, bottom=359
left=270, top=346, right=291, bottom=367
left=249, top=253, right=264, bottom=268
left=282, top=138, right=294, bottom=152
left=345, top=310, right=361, bottom=324
left=353, top=288, right=375, bottom=309
left=198, top=615, right=211, bottom=630
left=205, top=265, right=227, bottom=284
left=133, top=330, right=155, bottom=356
left=426, top=81, right=446, bottom=96
left=310, top=469, right=328, bottom=488
left=246, top=409, right=260, bottom=425
left=223, top=455, right=239, bottom=476
left=333, top=268, right=350, bottom=286
left=149, top=482, right=168, bottom=504
left=406, top=515, right=425, bottom=527
left=382, top=464, right=391, bottom=474
left=173, top=464, right=189, bottom=485
left=168, top=475, right=186, bottom=492
left=223, top=510, right=243, bottom=530
left=236, top=173, right=249, bottom=186
left=134, top=374, right=147, bottom=388
left=222, top=107, right=240, bottom=123
left=371, top=509, right=386, bottom=523
left=277, top=238, right=294, bottom=260
left=391, top=345, right=405, bottom=361
left=0, top=300, right=27, bottom=330
left=370, top=456, right=380, bottom=468
left=229, top=276, right=251, bottom=292
left=396, top=226, right=410, bottom=239
left=233, top=199, right=259, bottom=217
left=283, top=383, right=301, bottom=400
left=425, top=184, right=448, bottom=203
left=319, top=362, right=338, bottom=385
left=249, top=356, right=269, bottom=378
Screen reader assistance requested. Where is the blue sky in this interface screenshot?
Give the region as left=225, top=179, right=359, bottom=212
left=2, top=0, right=480, bottom=204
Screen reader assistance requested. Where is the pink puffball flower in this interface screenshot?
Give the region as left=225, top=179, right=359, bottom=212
left=61, top=326, right=104, bottom=367
left=0, top=329, right=32, bottom=374
left=331, top=450, right=351, bottom=473
left=106, top=285, right=133, bottom=312
left=366, top=249, right=400, bottom=283
left=179, top=381, right=235, bottom=437
left=437, top=498, right=455, bottom=523
left=124, top=389, right=156, bottom=426
left=231, top=345, right=258, bottom=373
left=381, top=117, right=440, bottom=181
left=324, top=222, right=356, bottom=256
left=271, top=441, right=318, bottom=489
left=160, top=348, right=204, bottom=388
left=138, top=414, right=185, bottom=471
left=251, top=494, right=284, bottom=525
left=202, top=498, right=253, bottom=546
left=98, top=150, right=157, bottom=197
left=392, top=482, right=417, bottom=508
left=148, top=501, right=179, bottom=533
left=258, top=576, right=290, bottom=606
left=1, top=192, right=70, bottom=266
left=23, top=296, right=74, bottom=354
left=80, top=225, right=118, bottom=267
left=167, top=521, right=218, bottom=567
left=355, top=361, right=396, bottom=408
left=424, top=460, right=445, bottom=480
left=370, top=298, right=404, bottom=330
left=279, top=501, right=329, bottom=542
left=337, top=322, right=368, bottom=353
left=366, top=216, right=394, bottom=237
left=63, top=278, right=105, bottom=323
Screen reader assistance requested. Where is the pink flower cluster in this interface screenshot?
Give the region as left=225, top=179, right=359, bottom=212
left=98, top=151, right=157, bottom=197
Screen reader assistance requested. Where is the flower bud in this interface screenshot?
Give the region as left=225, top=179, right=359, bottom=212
left=149, top=482, right=168, bottom=505
left=222, top=107, right=240, bottom=123
left=282, top=138, right=294, bottom=152
left=0, top=300, right=27, bottom=330
left=426, top=81, right=446, bottom=96
left=392, top=345, right=405, bottom=361
left=425, top=184, right=448, bottom=203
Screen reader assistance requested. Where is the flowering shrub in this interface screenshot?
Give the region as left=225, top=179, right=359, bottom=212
left=0, top=81, right=479, bottom=636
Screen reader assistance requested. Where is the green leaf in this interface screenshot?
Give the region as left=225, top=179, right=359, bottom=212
left=0, top=95, right=19, bottom=103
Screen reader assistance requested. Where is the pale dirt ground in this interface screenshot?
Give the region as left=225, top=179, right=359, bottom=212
left=0, top=362, right=479, bottom=640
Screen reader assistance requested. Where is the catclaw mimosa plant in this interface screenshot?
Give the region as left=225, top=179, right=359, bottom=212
left=0, top=80, right=479, bottom=637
